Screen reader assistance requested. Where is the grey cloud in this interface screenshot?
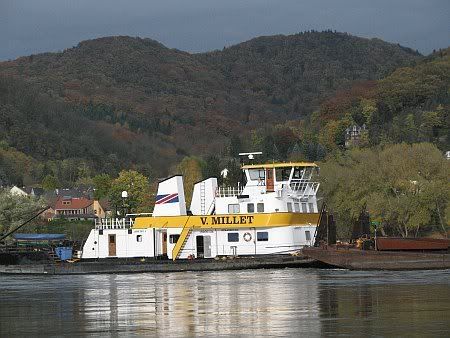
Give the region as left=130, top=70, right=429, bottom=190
left=1, top=0, right=449, bottom=60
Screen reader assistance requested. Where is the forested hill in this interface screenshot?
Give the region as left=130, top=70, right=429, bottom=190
left=1, top=31, right=419, bottom=120
left=0, top=31, right=424, bottom=186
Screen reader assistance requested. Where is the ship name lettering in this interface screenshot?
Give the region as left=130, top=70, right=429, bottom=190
left=208, top=215, right=253, bottom=225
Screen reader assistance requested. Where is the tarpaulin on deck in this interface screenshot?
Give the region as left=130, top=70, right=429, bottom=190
left=13, top=234, right=66, bottom=241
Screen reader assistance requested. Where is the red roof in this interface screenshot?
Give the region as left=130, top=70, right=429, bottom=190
left=54, top=197, right=93, bottom=210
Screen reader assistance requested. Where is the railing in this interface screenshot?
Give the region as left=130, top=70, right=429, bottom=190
left=216, top=186, right=244, bottom=197
left=289, top=181, right=320, bottom=197
left=95, top=218, right=134, bottom=230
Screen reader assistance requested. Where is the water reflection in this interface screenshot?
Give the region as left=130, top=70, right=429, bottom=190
left=0, top=269, right=449, bottom=336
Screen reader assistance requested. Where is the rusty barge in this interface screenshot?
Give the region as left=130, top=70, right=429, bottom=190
left=302, top=246, right=450, bottom=270
left=302, top=207, right=450, bottom=270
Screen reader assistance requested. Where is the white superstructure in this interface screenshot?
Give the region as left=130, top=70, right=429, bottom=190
left=82, top=162, right=320, bottom=260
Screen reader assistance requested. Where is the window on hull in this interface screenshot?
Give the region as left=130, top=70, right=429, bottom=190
left=301, top=203, right=307, bottom=213
left=228, top=204, right=240, bottom=213
left=257, top=232, right=269, bottom=241
left=247, top=203, right=255, bottom=213
left=228, top=233, right=239, bottom=242
left=257, top=203, right=264, bottom=213
left=169, top=234, right=180, bottom=244
left=305, top=231, right=311, bottom=241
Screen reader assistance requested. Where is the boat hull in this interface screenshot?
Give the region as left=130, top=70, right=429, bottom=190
left=376, top=237, right=450, bottom=251
left=302, top=246, right=450, bottom=270
left=0, top=255, right=321, bottom=275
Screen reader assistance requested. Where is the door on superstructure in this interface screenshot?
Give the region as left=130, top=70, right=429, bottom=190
left=203, top=236, right=211, bottom=257
left=108, top=234, right=116, bottom=256
left=196, top=235, right=212, bottom=258
left=196, top=236, right=204, bottom=258
left=266, top=168, right=274, bottom=192
left=162, top=231, right=167, bottom=257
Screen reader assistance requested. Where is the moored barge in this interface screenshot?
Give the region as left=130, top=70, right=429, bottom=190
left=302, top=246, right=450, bottom=270
left=302, top=209, right=450, bottom=270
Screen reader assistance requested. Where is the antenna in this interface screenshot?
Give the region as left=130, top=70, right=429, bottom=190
left=238, top=152, right=262, bottom=164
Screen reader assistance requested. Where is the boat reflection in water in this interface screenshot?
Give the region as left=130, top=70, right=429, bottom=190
left=0, top=269, right=449, bottom=336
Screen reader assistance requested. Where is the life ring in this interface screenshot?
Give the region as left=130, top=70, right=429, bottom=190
left=243, top=232, right=252, bottom=242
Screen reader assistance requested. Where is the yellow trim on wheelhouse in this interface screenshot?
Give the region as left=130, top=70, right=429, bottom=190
left=241, top=162, right=318, bottom=169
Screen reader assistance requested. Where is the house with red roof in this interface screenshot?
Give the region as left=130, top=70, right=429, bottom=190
left=54, top=196, right=95, bottom=220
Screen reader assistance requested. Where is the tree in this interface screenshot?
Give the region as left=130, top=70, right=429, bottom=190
left=223, top=159, right=242, bottom=187
left=177, top=157, right=203, bottom=206
left=108, top=170, right=150, bottom=215
left=229, top=135, right=242, bottom=158
left=202, top=155, right=222, bottom=184
left=42, top=175, right=59, bottom=191
left=93, top=174, right=112, bottom=200
left=319, top=143, right=449, bottom=238
left=0, top=190, right=45, bottom=241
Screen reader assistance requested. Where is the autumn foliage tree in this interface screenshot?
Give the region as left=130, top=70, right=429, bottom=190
left=319, top=143, right=449, bottom=239
left=108, top=170, right=150, bottom=215
left=177, top=157, right=203, bottom=206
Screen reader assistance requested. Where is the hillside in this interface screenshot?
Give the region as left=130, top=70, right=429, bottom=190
left=314, top=47, right=450, bottom=151
left=0, top=31, right=423, bottom=186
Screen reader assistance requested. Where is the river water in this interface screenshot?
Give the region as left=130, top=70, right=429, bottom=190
left=0, top=268, right=449, bottom=337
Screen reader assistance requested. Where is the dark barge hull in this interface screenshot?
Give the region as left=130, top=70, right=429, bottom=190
left=0, top=255, right=321, bottom=275
left=376, top=237, right=450, bottom=251
left=302, top=247, right=450, bottom=270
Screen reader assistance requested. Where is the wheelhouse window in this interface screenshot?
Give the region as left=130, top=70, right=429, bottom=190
left=228, top=204, right=240, bottom=213
left=257, top=232, right=269, bottom=241
left=308, top=203, right=315, bottom=213
left=169, top=234, right=180, bottom=244
left=292, top=167, right=304, bottom=179
left=287, top=202, right=293, bottom=212
left=247, top=203, right=255, bottom=213
left=228, top=233, right=239, bottom=242
left=248, top=169, right=265, bottom=181
left=257, top=203, right=264, bottom=212
left=136, top=235, right=143, bottom=242
left=275, top=168, right=291, bottom=181
left=294, top=203, right=300, bottom=212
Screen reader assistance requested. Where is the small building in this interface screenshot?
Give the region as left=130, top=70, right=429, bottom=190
left=54, top=197, right=95, bottom=221
left=9, top=186, right=44, bottom=198
left=10, top=186, right=28, bottom=196
left=345, top=124, right=367, bottom=148
left=41, top=206, right=56, bottom=222
left=93, top=199, right=112, bottom=219
left=445, top=151, right=450, bottom=160
left=27, top=187, right=44, bottom=198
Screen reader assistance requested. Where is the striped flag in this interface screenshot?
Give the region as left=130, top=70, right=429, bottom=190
left=155, top=193, right=179, bottom=205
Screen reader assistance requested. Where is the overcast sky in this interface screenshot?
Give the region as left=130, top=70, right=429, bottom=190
left=1, top=0, right=449, bottom=60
